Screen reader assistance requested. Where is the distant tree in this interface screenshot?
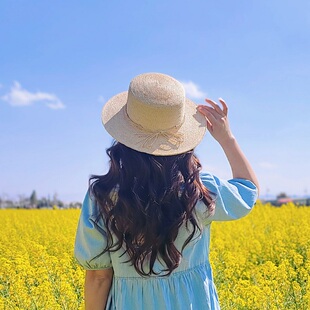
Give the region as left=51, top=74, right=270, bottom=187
left=4, top=200, right=14, bottom=208
left=53, top=192, right=58, bottom=205
left=30, top=190, right=38, bottom=207
left=18, top=194, right=27, bottom=208
left=51, top=192, right=65, bottom=208
left=69, top=202, right=82, bottom=209
left=47, top=195, right=51, bottom=207
left=37, top=197, right=47, bottom=208
left=276, top=192, right=288, bottom=199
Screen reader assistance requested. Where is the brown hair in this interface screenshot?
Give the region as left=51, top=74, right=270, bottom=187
left=90, top=141, right=214, bottom=276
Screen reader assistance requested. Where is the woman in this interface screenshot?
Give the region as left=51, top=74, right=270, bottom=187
left=74, top=72, right=259, bottom=309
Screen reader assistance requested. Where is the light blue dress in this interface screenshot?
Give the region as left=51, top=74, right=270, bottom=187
left=74, top=173, right=258, bottom=309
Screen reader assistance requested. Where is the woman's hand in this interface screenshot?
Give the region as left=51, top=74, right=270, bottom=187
left=198, top=98, right=234, bottom=146
left=198, top=98, right=259, bottom=192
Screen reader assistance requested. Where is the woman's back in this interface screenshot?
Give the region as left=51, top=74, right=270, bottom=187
left=86, top=142, right=214, bottom=277
left=74, top=72, right=259, bottom=309
left=75, top=171, right=257, bottom=309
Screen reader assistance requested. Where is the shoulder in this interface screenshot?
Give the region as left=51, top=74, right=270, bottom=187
left=198, top=172, right=258, bottom=222
left=81, top=190, right=101, bottom=220
left=200, top=172, right=257, bottom=196
left=199, top=172, right=221, bottom=194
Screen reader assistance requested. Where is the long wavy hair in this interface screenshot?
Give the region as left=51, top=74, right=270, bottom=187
left=89, top=141, right=215, bottom=276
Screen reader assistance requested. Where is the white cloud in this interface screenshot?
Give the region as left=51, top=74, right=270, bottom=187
left=1, top=81, right=65, bottom=110
left=181, top=81, right=207, bottom=99
left=46, top=101, right=66, bottom=110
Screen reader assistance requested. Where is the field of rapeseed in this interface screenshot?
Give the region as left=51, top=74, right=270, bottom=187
left=0, top=202, right=309, bottom=309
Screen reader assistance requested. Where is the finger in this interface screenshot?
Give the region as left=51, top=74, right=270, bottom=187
left=218, top=98, right=228, bottom=116
left=206, top=118, right=213, bottom=133
left=198, top=105, right=219, bottom=119
left=205, top=98, right=225, bottom=116
left=203, top=112, right=215, bottom=133
left=201, top=107, right=218, bottom=124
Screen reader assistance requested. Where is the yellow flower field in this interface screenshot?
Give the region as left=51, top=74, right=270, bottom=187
left=0, top=202, right=309, bottom=309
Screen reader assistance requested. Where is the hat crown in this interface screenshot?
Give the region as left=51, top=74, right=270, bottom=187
left=101, top=71, right=206, bottom=155
left=126, top=73, right=185, bottom=131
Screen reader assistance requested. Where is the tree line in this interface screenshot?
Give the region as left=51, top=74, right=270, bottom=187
left=0, top=190, right=82, bottom=209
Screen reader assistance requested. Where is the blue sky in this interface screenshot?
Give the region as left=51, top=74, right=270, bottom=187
left=1, top=0, right=309, bottom=202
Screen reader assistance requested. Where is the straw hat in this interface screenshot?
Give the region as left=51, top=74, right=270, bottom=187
left=101, top=72, right=207, bottom=155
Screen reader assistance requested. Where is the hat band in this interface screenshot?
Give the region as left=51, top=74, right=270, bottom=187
left=124, top=109, right=185, bottom=150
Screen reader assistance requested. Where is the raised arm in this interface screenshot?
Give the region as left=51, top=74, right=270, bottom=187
left=198, top=98, right=259, bottom=193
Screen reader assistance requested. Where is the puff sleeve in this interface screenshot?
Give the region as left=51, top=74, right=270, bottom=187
left=74, top=191, right=112, bottom=270
left=196, top=172, right=258, bottom=224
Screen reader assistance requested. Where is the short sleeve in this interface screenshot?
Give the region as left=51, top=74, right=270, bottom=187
left=196, top=172, right=258, bottom=224
left=74, top=191, right=112, bottom=270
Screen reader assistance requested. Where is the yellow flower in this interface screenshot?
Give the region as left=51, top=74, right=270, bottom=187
left=0, top=203, right=309, bottom=309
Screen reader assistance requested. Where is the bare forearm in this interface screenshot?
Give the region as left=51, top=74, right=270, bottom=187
left=85, top=270, right=113, bottom=310
left=220, top=136, right=260, bottom=191
left=198, top=98, right=259, bottom=193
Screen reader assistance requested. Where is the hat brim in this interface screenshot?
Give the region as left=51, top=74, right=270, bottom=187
left=102, top=92, right=207, bottom=155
